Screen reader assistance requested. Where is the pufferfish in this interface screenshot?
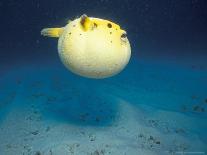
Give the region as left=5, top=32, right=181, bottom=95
left=41, top=14, right=131, bottom=79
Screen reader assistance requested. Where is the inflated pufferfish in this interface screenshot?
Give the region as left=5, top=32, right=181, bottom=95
left=41, top=14, right=131, bottom=79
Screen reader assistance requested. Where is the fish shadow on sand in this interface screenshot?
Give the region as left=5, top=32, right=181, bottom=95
left=43, top=77, right=118, bottom=127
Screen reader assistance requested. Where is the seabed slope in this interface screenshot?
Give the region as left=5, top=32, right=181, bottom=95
left=0, top=58, right=207, bottom=155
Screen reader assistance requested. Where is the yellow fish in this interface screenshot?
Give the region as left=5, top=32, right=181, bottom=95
left=41, top=14, right=131, bottom=79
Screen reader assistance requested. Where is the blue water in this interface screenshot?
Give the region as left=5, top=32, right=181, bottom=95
left=0, top=56, right=207, bottom=154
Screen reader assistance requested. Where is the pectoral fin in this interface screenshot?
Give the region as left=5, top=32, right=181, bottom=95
left=41, top=28, right=64, bottom=38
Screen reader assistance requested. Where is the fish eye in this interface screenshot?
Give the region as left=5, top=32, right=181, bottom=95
left=121, top=33, right=127, bottom=38
left=107, top=23, right=112, bottom=28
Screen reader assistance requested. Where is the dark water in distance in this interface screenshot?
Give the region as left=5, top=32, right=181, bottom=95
left=0, top=0, right=207, bottom=62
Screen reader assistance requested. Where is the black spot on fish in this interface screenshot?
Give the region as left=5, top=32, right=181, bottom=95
left=91, top=22, right=98, bottom=30
left=110, top=32, right=112, bottom=35
left=80, top=33, right=82, bottom=35
left=94, top=23, right=98, bottom=28
left=69, top=32, right=71, bottom=35
left=110, top=41, right=112, bottom=43
left=107, top=23, right=112, bottom=28
left=73, top=24, right=76, bottom=27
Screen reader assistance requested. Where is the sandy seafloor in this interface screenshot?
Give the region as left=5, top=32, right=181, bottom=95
left=0, top=56, right=207, bottom=155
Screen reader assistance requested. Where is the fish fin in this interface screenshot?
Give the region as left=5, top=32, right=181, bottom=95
left=80, top=14, right=92, bottom=31
left=41, top=28, right=64, bottom=38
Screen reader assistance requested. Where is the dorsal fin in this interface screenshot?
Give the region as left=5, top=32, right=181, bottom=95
left=80, top=14, right=92, bottom=31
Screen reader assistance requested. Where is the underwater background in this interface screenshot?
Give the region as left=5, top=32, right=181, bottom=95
left=0, top=0, right=207, bottom=154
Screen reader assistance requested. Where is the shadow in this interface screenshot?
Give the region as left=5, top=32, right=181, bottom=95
left=42, top=72, right=118, bottom=127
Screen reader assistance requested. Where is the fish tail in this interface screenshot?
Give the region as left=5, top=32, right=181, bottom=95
left=41, top=28, right=63, bottom=38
